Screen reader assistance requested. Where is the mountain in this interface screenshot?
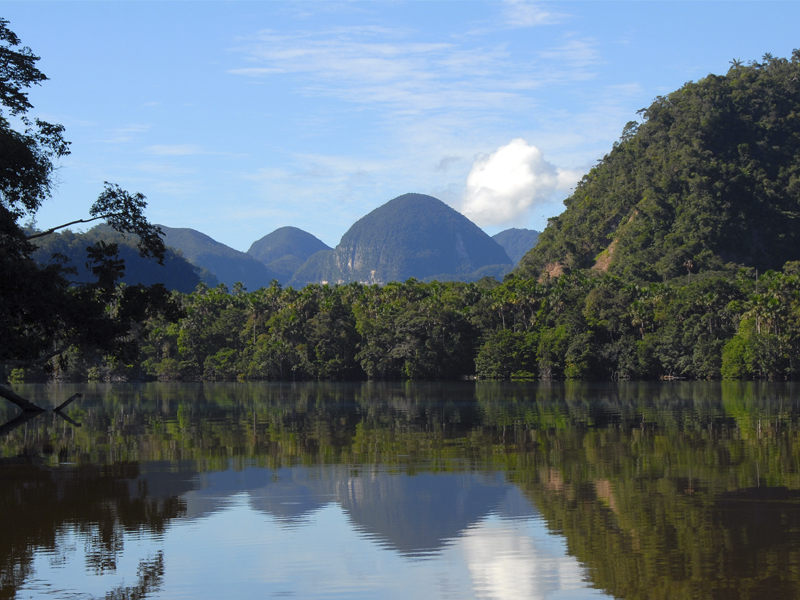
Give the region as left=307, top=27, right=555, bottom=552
left=247, top=226, right=331, bottom=284
left=517, top=54, right=800, bottom=281
left=157, top=225, right=276, bottom=291
left=30, top=225, right=203, bottom=293
left=181, top=465, right=528, bottom=557
left=289, top=193, right=513, bottom=286
left=492, top=228, right=540, bottom=264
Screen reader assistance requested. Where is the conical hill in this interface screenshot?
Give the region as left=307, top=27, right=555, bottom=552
left=290, top=193, right=512, bottom=286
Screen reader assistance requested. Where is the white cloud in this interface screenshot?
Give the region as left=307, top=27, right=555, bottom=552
left=461, top=518, right=594, bottom=600
left=502, top=0, right=566, bottom=28
left=459, top=138, right=581, bottom=227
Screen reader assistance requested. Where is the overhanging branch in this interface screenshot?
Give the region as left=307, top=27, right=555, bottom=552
left=1, top=344, right=72, bottom=368
left=25, top=215, right=113, bottom=240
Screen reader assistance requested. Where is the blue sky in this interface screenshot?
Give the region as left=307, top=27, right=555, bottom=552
left=5, top=2, right=800, bottom=251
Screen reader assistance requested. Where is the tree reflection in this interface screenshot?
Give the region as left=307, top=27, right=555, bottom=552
left=0, top=381, right=799, bottom=599
left=0, top=458, right=185, bottom=599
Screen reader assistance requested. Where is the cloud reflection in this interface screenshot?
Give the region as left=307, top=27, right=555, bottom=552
left=462, top=517, right=590, bottom=600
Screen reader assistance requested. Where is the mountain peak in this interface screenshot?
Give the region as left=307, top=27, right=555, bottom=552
left=291, top=193, right=512, bottom=286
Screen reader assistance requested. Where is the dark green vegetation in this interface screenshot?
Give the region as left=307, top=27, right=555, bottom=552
left=158, top=224, right=274, bottom=290
left=289, top=193, right=513, bottom=287
left=7, top=261, right=791, bottom=383
left=247, top=226, right=331, bottom=285
left=0, top=19, right=180, bottom=390
left=3, top=382, right=800, bottom=599
left=519, top=52, right=800, bottom=281
left=492, top=227, right=540, bottom=264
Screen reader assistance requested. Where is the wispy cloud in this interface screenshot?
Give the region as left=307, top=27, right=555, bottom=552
left=435, top=156, right=463, bottom=173
left=228, top=27, right=541, bottom=116
left=502, top=0, right=567, bottom=28
left=101, top=123, right=152, bottom=144
left=145, top=144, right=206, bottom=156
left=539, top=37, right=602, bottom=68
left=229, top=25, right=601, bottom=121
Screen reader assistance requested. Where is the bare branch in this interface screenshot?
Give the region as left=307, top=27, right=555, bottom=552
left=1, top=344, right=72, bottom=368
left=25, top=215, right=110, bottom=240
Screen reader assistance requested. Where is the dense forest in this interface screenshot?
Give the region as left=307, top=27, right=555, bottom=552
left=6, top=54, right=800, bottom=385
left=5, top=263, right=798, bottom=383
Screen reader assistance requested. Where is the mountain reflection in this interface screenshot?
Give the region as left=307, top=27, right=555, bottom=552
left=1, top=381, right=800, bottom=599
left=184, top=466, right=531, bottom=556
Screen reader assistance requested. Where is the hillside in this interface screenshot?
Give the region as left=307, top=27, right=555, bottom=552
left=289, top=193, right=512, bottom=286
left=247, top=226, right=331, bottom=284
left=30, top=225, right=203, bottom=293
left=158, top=225, right=276, bottom=290
left=492, top=228, right=540, bottom=264
left=518, top=53, right=800, bottom=281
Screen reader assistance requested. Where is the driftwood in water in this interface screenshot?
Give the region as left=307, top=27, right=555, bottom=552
left=0, top=411, right=43, bottom=436
left=0, top=403, right=83, bottom=437
left=55, top=393, right=81, bottom=412
left=53, top=409, right=81, bottom=428
left=0, top=387, right=82, bottom=413
left=0, top=386, right=45, bottom=412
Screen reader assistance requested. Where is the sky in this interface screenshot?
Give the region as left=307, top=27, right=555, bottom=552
left=4, top=1, right=800, bottom=251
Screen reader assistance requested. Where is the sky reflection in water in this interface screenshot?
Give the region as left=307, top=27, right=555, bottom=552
left=16, top=465, right=606, bottom=600
left=6, top=381, right=800, bottom=599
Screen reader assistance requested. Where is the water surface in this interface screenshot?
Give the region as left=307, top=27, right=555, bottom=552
left=2, top=382, right=799, bottom=599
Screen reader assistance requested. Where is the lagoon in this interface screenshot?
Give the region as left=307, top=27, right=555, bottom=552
left=2, top=382, right=799, bottom=599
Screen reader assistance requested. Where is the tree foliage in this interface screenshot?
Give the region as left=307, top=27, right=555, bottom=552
left=518, top=52, right=800, bottom=281
left=0, top=19, right=180, bottom=382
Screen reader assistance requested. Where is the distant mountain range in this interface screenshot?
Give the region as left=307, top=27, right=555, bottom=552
left=290, top=193, right=516, bottom=286
left=492, top=228, right=540, bottom=264
left=157, top=225, right=277, bottom=291
left=32, top=195, right=540, bottom=292
left=29, top=224, right=205, bottom=294
left=247, top=226, right=331, bottom=284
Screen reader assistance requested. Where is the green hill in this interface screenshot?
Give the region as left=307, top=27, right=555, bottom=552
left=247, top=226, right=331, bottom=284
left=30, top=225, right=204, bottom=293
left=158, top=225, right=276, bottom=291
left=518, top=53, right=800, bottom=281
left=289, top=193, right=512, bottom=286
left=492, top=228, right=540, bottom=264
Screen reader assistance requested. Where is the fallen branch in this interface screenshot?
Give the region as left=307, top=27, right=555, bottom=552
left=55, top=393, right=81, bottom=411
left=54, top=409, right=81, bottom=428
left=0, top=411, right=42, bottom=436
left=0, top=386, right=45, bottom=412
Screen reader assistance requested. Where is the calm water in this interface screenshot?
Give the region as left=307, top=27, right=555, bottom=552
left=2, top=382, right=800, bottom=600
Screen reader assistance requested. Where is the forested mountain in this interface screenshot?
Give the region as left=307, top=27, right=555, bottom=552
left=30, top=225, right=203, bottom=293
left=247, top=226, right=331, bottom=285
left=290, top=193, right=512, bottom=287
left=158, top=225, right=275, bottom=290
left=518, top=53, right=800, bottom=281
left=492, top=228, right=540, bottom=264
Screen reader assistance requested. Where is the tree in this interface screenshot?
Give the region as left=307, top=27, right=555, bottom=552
left=0, top=19, right=179, bottom=411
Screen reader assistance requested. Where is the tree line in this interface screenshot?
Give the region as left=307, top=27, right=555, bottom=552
left=7, top=261, right=797, bottom=383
